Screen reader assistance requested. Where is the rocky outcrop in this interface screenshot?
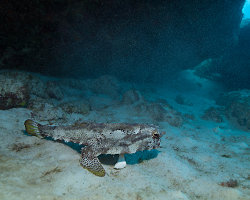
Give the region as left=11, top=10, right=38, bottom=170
left=134, top=101, right=183, bottom=127
left=122, top=89, right=183, bottom=127
left=194, top=22, right=250, bottom=90
left=217, top=90, right=250, bottom=131
left=30, top=102, right=66, bottom=122
left=218, top=22, right=250, bottom=90
left=60, top=100, right=90, bottom=115
left=0, top=72, right=29, bottom=109
left=201, top=107, right=223, bottom=123
left=45, top=81, right=64, bottom=100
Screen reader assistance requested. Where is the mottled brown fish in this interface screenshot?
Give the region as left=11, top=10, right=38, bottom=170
left=24, top=119, right=161, bottom=177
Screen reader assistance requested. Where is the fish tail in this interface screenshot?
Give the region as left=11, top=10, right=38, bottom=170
left=24, top=119, right=42, bottom=138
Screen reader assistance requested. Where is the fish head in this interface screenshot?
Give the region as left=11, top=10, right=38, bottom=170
left=137, top=126, right=161, bottom=151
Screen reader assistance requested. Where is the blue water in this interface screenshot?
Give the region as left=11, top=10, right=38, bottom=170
left=243, top=0, right=250, bottom=19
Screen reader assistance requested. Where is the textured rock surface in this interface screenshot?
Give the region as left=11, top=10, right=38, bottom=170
left=122, top=90, right=183, bottom=127
left=60, top=100, right=90, bottom=115
left=194, top=22, right=250, bottom=90
left=218, top=22, right=250, bottom=90
left=201, top=107, right=223, bottom=123
left=194, top=58, right=222, bottom=81
left=45, top=81, right=64, bottom=100
left=30, top=102, right=66, bottom=122
left=217, top=90, right=250, bottom=131
left=0, top=71, right=29, bottom=109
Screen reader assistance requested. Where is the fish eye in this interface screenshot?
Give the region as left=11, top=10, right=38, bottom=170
left=152, top=131, right=160, bottom=139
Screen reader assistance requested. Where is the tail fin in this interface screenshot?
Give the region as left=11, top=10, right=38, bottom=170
left=24, top=119, right=42, bottom=138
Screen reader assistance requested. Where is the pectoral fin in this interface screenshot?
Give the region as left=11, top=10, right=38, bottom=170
left=80, top=147, right=105, bottom=177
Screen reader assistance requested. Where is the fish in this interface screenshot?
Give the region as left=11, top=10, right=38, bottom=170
left=24, top=119, right=161, bottom=177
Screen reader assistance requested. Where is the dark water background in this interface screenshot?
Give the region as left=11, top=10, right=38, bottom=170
left=0, top=0, right=249, bottom=90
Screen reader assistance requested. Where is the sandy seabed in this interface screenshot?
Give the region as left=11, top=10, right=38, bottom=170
left=0, top=71, right=249, bottom=200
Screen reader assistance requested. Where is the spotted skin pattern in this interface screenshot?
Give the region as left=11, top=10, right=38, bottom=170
left=24, top=120, right=161, bottom=177
left=80, top=147, right=105, bottom=177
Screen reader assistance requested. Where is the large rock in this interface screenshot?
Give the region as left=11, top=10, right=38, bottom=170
left=194, top=22, right=250, bottom=90
left=45, top=81, right=64, bottom=100
left=0, top=71, right=29, bottom=109
left=134, top=102, right=183, bottom=127
left=201, top=107, right=223, bottom=123
left=217, top=90, right=250, bottom=131
left=123, top=90, right=183, bottom=127
left=29, top=101, right=66, bottom=123
left=60, top=100, right=90, bottom=115
left=194, top=58, right=222, bottom=81
left=0, top=70, right=69, bottom=110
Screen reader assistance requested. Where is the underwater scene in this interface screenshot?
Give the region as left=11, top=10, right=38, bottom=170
left=0, top=1, right=250, bottom=200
